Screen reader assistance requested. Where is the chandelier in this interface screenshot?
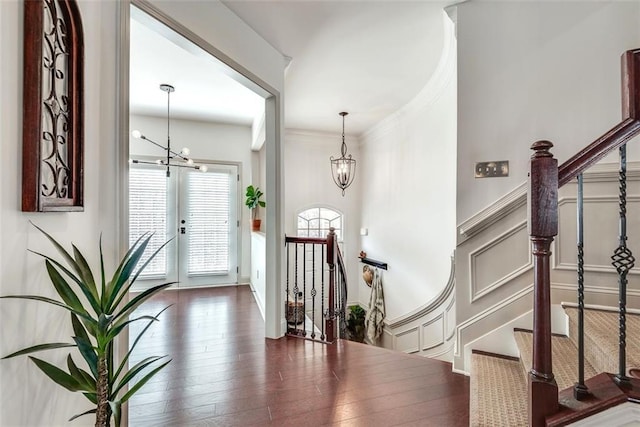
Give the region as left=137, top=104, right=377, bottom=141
left=130, top=84, right=207, bottom=177
left=330, top=112, right=356, bottom=196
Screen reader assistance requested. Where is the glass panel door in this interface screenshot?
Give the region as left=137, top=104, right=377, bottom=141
left=128, top=162, right=238, bottom=290
left=178, top=164, right=238, bottom=287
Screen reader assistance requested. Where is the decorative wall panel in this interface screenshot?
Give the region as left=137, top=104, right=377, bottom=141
left=469, top=221, right=532, bottom=301
left=22, top=0, right=84, bottom=212
left=394, top=327, right=420, bottom=354
left=421, top=315, right=444, bottom=351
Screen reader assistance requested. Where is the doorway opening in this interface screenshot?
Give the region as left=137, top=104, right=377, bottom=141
left=128, top=4, right=265, bottom=291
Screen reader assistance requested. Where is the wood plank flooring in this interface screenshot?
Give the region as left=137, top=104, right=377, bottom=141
left=128, top=286, right=469, bottom=426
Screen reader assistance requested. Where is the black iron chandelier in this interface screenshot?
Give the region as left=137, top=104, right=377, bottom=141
left=330, top=112, right=356, bottom=196
left=130, top=83, right=207, bottom=177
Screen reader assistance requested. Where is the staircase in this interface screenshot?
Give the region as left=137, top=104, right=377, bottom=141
left=471, top=306, right=640, bottom=426
left=467, top=48, right=640, bottom=426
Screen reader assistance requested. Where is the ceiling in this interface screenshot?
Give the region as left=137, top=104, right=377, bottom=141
left=129, top=15, right=265, bottom=126
left=130, top=1, right=449, bottom=136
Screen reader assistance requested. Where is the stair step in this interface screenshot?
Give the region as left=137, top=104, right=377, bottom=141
left=565, top=306, right=640, bottom=377
left=513, top=329, right=598, bottom=391
left=470, top=351, right=527, bottom=427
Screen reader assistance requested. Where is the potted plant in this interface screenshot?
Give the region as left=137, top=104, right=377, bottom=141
left=2, top=224, right=172, bottom=427
left=346, top=304, right=366, bottom=343
left=245, top=185, right=266, bottom=231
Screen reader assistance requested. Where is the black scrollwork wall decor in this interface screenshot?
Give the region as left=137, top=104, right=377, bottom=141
left=22, top=0, right=84, bottom=212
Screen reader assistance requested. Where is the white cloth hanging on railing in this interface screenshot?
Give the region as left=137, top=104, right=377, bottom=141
left=365, top=268, right=385, bottom=345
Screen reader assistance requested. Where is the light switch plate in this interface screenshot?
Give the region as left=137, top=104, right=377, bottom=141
left=475, top=160, right=509, bottom=178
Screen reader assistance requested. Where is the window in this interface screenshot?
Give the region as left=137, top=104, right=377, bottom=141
left=129, top=167, right=167, bottom=277
left=297, top=207, right=343, bottom=241
left=185, top=170, right=231, bottom=275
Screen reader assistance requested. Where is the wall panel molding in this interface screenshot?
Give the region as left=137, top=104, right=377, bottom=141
left=469, top=221, right=532, bottom=302
left=381, top=257, right=456, bottom=359
left=555, top=195, right=640, bottom=275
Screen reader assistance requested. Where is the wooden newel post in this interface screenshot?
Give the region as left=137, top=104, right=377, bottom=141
left=528, top=140, right=559, bottom=426
left=326, top=227, right=336, bottom=342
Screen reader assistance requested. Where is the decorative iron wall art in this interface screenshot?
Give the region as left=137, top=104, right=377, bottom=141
left=22, top=0, right=84, bottom=212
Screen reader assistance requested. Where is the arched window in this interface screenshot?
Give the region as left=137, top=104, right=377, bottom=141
left=297, top=207, right=343, bottom=241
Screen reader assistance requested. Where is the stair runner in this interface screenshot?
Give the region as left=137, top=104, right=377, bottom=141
left=470, top=307, right=640, bottom=426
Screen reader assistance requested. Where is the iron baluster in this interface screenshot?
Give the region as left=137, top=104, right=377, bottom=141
left=574, top=173, right=589, bottom=399
left=286, top=241, right=290, bottom=332
left=302, top=243, right=307, bottom=336
left=321, top=244, right=326, bottom=341
left=293, top=243, right=300, bottom=335
left=611, top=145, right=635, bottom=386
left=311, top=243, right=316, bottom=339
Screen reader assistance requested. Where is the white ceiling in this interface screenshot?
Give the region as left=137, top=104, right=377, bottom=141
left=129, top=15, right=265, bottom=126
left=130, top=1, right=449, bottom=136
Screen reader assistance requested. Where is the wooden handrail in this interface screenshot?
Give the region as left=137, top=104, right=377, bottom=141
left=558, top=119, right=640, bottom=186
left=528, top=48, right=640, bottom=426
left=285, top=235, right=328, bottom=245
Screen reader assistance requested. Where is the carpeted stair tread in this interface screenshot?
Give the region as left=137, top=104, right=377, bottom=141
left=470, top=352, right=527, bottom=427
left=565, top=307, right=640, bottom=376
left=513, top=330, right=597, bottom=391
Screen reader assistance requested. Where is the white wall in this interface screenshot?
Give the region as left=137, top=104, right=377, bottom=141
left=130, top=114, right=253, bottom=282
left=284, top=130, right=362, bottom=305
left=457, top=1, right=640, bottom=224
left=1, top=1, right=120, bottom=425
left=0, top=0, right=285, bottom=425
left=250, top=232, right=266, bottom=318
left=357, top=12, right=457, bottom=320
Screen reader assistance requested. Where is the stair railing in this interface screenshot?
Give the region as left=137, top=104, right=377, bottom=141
left=528, top=48, right=640, bottom=426
left=285, top=227, right=347, bottom=343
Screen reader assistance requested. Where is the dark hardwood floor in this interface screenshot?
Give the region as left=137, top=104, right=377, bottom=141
left=128, top=286, right=469, bottom=426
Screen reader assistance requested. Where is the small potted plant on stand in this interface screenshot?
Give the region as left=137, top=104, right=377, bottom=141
left=245, top=185, right=266, bottom=232
left=347, top=304, right=366, bottom=343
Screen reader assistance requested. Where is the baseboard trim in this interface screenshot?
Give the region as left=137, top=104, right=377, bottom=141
left=471, top=349, right=520, bottom=362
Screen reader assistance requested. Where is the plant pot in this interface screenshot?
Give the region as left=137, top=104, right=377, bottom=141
left=252, top=219, right=262, bottom=231
left=286, top=300, right=305, bottom=325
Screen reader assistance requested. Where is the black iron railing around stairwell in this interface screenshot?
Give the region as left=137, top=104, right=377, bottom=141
left=527, top=48, right=640, bottom=427
left=285, top=227, right=348, bottom=343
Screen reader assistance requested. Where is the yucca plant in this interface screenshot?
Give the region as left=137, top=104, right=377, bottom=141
left=2, top=224, right=173, bottom=427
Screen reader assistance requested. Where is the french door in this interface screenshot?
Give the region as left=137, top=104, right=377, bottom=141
left=129, top=162, right=238, bottom=290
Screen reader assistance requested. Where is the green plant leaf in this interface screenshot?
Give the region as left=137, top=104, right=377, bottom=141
left=45, top=260, right=86, bottom=315
left=83, top=392, right=97, bottom=404
left=29, top=356, right=83, bottom=392
left=113, top=306, right=171, bottom=382
left=71, top=313, right=91, bottom=344
left=119, top=359, right=171, bottom=404
left=109, top=400, right=122, bottom=427
left=30, top=222, right=83, bottom=278
left=2, top=343, right=76, bottom=359
left=68, top=408, right=96, bottom=422
left=67, top=355, right=96, bottom=392
left=99, top=234, right=106, bottom=306
left=112, top=283, right=172, bottom=324
left=28, top=250, right=101, bottom=315
left=105, top=235, right=152, bottom=312
left=104, top=233, right=149, bottom=308
left=72, top=244, right=98, bottom=302
left=73, top=336, right=98, bottom=379
left=111, top=355, right=165, bottom=397
left=0, top=295, right=97, bottom=325
left=110, top=238, right=173, bottom=311
left=106, top=315, right=158, bottom=344
left=258, top=201, right=266, bottom=208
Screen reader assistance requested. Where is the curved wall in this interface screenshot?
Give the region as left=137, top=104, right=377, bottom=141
left=358, top=11, right=457, bottom=320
